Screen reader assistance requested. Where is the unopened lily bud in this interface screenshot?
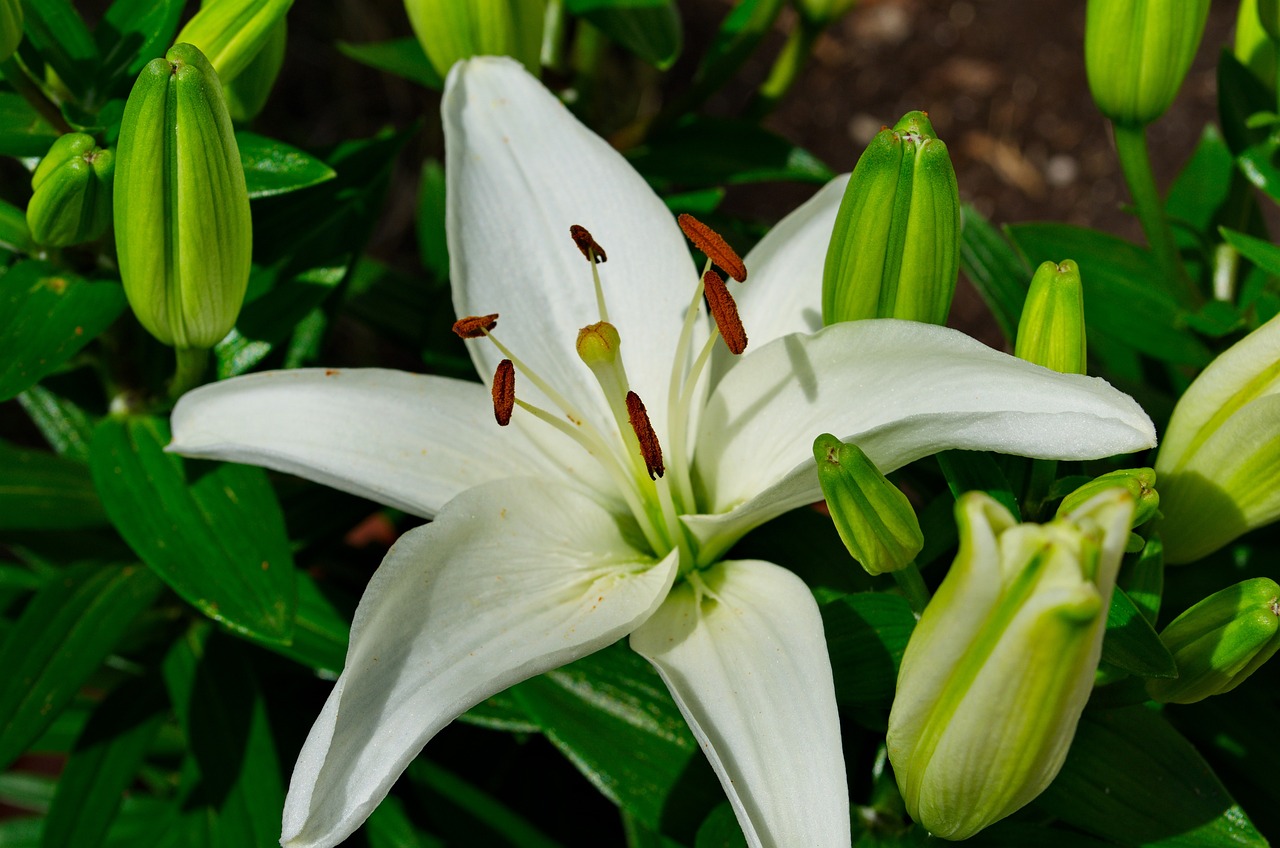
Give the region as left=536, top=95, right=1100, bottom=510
left=813, top=434, right=922, bottom=576
left=823, top=111, right=960, bottom=326
left=405, top=0, right=545, bottom=80
left=114, top=43, right=252, bottom=350
left=1237, top=0, right=1279, bottom=89
left=1146, top=578, right=1280, bottom=704
left=223, top=18, right=286, bottom=121
left=176, top=0, right=293, bottom=84
left=1156, top=313, right=1280, bottom=563
left=1085, top=0, right=1211, bottom=126
left=0, top=0, right=21, bottom=64
left=1015, top=260, right=1086, bottom=374
left=888, top=489, right=1133, bottom=840
left=26, top=133, right=114, bottom=247
left=1056, top=467, right=1159, bottom=529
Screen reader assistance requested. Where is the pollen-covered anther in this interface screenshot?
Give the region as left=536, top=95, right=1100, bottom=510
left=492, top=359, right=515, bottom=426
left=570, top=224, right=607, bottom=263
left=625, top=391, right=665, bottom=480
left=677, top=213, right=747, bottom=282
left=452, top=313, right=499, bottom=338
left=703, top=270, right=748, bottom=355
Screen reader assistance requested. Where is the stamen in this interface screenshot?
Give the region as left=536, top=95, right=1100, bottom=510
left=678, top=214, right=747, bottom=282
left=703, top=270, right=748, bottom=355
left=452, top=313, right=499, bottom=338
left=626, top=391, right=665, bottom=480
left=570, top=224, right=607, bottom=263
left=492, top=359, right=515, bottom=426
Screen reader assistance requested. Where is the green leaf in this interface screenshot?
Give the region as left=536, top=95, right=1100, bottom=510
left=1007, top=223, right=1214, bottom=367
left=510, top=643, right=698, bottom=830
left=936, top=450, right=1019, bottom=519
left=406, top=759, right=566, bottom=848
left=628, top=118, right=833, bottom=187
left=93, top=0, right=184, bottom=97
left=1037, top=706, right=1268, bottom=847
left=1119, top=535, right=1164, bottom=625
left=821, top=592, right=915, bottom=729
left=1218, top=50, right=1273, bottom=158
left=1221, top=226, right=1280, bottom=277
left=214, top=265, right=345, bottom=378
left=90, top=416, right=298, bottom=644
left=258, top=571, right=349, bottom=679
left=15, top=384, right=95, bottom=460
left=695, top=803, right=749, bottom=848
left=365, top=794, right=443, bottom=848
left=456, top=689, right=539, bottom=734
left=0, top=440, right=107, bottom=530
left=0, top=198, right=33, bottom=254
left=0, top=564, right=162, bottom=772
left=681, top=0, right=786, bottom=114
left=565, top=0, right=682, bottom=69
left=1165, top=125, right=1235, bottom=241
left=17, top=0, right=99, bottom=101
left=1100, top=585, right=1177, bottom=678
left=415, top=159, right=449, bottom=283
left=337, top=38, right=442, bottom=89
left=959, top=203, right=1029, bottom=343
left=0, top=92, right=59, bottom=158
left=236, top=131, right=337, bottom=199
left=41, top=678, right=168, bottom=848
left=0, top=261, right=128, bottom=402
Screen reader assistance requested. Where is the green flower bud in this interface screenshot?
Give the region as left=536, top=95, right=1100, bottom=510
left=26, top=133, right=115, bottom=247
left=1146, top=578, right=1280, bottom=704
left=1156, top=313, right=1280, bottom=563
left=1056, top=467, right=1159, bottom=529
left=1084, top=0, right=1211, bottom=126
left=114, top=43, right=252, bottom=350
left=176, top=0, right=293, bottom=84
left=814, top=434, right=923, bottom=576
left=887, top=489, right=1133, bottom=840
left=0, top=0, right=21, bottom=64
left=1237, top=0, right=1279, bottom=89
left=223, top=18, right=286, bottom=122
left=1014, top=260, right=1087, bottom=374
left=405, top=0, right=545, bottom=80
left=822, top=111, right=960, bottom=326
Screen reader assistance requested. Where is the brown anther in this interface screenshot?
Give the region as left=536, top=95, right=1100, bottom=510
left=677, top=214, right=747, bottom=282
left=570, top=224, right=607, bottom=263
left=703, top=270, right=748, bottom=355
left=492, top=359, right=515, bottom=426
left=452, top=313, right=499, bottom=338
left=625, top=391, right=665, bottom=480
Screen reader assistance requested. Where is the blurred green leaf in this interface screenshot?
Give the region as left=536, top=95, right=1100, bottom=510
left=0, top=199, right=33, bottom=254
left=0, top=772, right=55, bottom=813
left=1166, top=126, right=1235, bottom=241
left=457, top=689, right=540, bottom=734
left=258, top=571, right=349, bottom=679
left=1218, top=51, right=1273, bottom=158
left=565, top=0, right=682, bottom=69
left=679, top=0, right=785, bottom=115
left=0, top=92, right=58, bottom=158
left=15, top=385, right=95, bottom=460
left=0, top=440, right=107, bottom=530
left=42, top=678, right=168, bottom=848
left=215, top=265, right=345, bottom=378
left=936, top=450, right=1019, bottom=519
left=511, top=642, right=698, bottom=830
left=1037, top=706, right=1268, bottom=847
left=18, top=0, right=99, bottom=101
left=0, top=261, right=127, bottom=402
left=407, top=759, right=565, bottom=848
left=822, top=592, right=915, bottom=729
left=0, top=564, right=162, bottom=772
left=695, top=803, right=748, bottom=848
left=93, top=0, right=184, bottom=99
left=237, top=131, right=337, bottom=199
left=90, top=416, right=298, bottom=643
left=337, top=38, right=442, bottom=89
left=629, top=118, right=832, bottom=187
left=1221, top=226, right=1280, bottom=277
left=415, top=159, right=449, bottom=283
left=1100, top=585, right=1177, bottom=678
left=959, top=203, right=1028, bottom=343
left=365, top=794, right=443, bottom=848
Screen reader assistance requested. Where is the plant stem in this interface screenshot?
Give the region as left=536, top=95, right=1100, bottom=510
left=746, top=18, right=821, bottom=120
left=892, top=563, right=931, bottom=617
left=1112, top=122, right=1200, bottom=307
left=169, top=348, right=208, bottom=401
left=0, top=57, right=72, bottom=134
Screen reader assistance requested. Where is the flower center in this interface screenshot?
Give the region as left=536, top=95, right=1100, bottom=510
left=453, top=216, right=749, bottom=574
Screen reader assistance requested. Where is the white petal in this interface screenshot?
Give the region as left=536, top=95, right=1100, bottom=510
left=712, top=174, right=850, bottom=386
left=688, top=320, right=1155, bottom=552
left=443, top=57, right=702, bottom=448
left=282, top=477, right=677, bottom=848
left=169, top=368, right=565, bottom=518
left=630, top=559, right=849, bottom=848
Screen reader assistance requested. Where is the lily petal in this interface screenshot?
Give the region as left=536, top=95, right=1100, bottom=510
left=688, top=320, right=1155, bottom=552
left=443, top=57, right=701, bottom=445
left=630, top=559, right=849, bottom=848
left=169, top=368, right=562, bottom=518
left=282, top=477, right=677, bottom=848
left=712, top=174, right=850, bottom=386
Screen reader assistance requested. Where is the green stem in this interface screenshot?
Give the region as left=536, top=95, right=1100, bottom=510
left=169, top=348, right=208, bottom=401
left=892, top=563, right=931, bottom=617
left=1025, top=458, right=1058, bottom=521
left=746, top=19, right=821, bottom=120
left=0, top=57, right=72, bottom=134
left=1112, top=122, right=1200, bottom=307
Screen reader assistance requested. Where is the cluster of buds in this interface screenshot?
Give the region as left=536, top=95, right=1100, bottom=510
left=27, top=134, right=114, bottom=248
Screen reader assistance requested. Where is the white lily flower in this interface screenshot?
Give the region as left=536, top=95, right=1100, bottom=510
left=168, top=57, right=1156, bottom=848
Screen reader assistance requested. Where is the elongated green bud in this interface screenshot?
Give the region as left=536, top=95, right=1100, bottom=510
left=822, top=111, right=960, bottom=326
left=0, top=0, right=21, bottom=64
left=176, top=0, right=293, bottom=84
left=887, top=490, right=1134, bottom=840
left=1146, top=578, right=1280, bottom=704
left=114, top=43, right=252, bottom=351
left=26, top=133, right=115, bottom=247
left=1156, top=313, right=1280, bottom=563
left=224, top=18, right=286, bottom=121
left=1056, top=467, right=1159, bottom=529
left=814, top=434, right=922, bottom=576
left=1085, top=0, right=1211, bottom=126
left=405, top=0, right=545, bottom=79
left=1014, top=260, right=1086, bottom=374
